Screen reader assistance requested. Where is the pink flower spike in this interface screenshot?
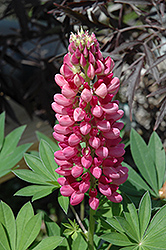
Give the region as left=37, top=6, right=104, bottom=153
left=101, top=102, right=119, bottom=114
left=80, top=121, right=91, bottom=135
left=70, top=191, right=84, bottom=206
left=62, top=84, right=77, bottom=99
left=90, top=166, right=102, bottom=179
left=89, top=197, right=99, bottom=210
left=87, top=63, right=95, bottom=79
left=107, top=192, right=123, bottom=203
left=79, top=180, right=90, bottom=193
left=51, top=102, right=67, bottom=115
left=81, top=88, right=92, bottom=103
left=55, top=74, right=68, bottom=88
left=60, top=185, right=74, bottom=197
left=80, top=54, right=87, bottom=67
left=71, top=165, right=83, bottom=178
left=54, top=150, right=66, bottom=160
left=73, top=107, right=86, bottom=121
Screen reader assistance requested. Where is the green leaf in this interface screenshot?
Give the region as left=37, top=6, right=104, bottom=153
left=13, top=169, right=50, bottom=184
left=72, top=233, right=87, bottom=249
left=16, top=202, right=34, bottom=249
left=123, top=195, right=140, bottom=241
left=32, top=236, right=64, bottom=250
left=18, top=213, right=41, bottom=250
left=39, top=140, right=59, bottom=179
left=100, top=217, right=124, bottom=233
left=24, top=153, right=56, bottom=181
left=138, top=192, right=151, bottom=238
left=0, top=125, right=27, bottom=156
left=44, top=214, right=60, bottom=236
left=145, top=204, right=166, bottom=237
left=116, top=217, right=138, bottom=242
left=36, top=131, right=59, bottom=152
left=148, top=132, right=166, bottom=189
left=0, top=201, right=16, bottom=250
left=130, top=129, right=158, bottom=195
left=0, top=112, right=5, bottom=151
left=0, top=223, right=11, bottom=250
left=58, top=192, right=69, bottom=214
left=101, top=232, right=135, bottom=246
left=0, top=143, right=32, bottom=175
left=32, top=186, right=57, bottom=201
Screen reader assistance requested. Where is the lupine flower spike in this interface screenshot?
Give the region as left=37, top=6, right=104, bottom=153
left=52, top=28, right=128, bottom=210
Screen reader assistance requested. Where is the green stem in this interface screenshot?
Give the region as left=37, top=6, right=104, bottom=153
left=88, top=207, right=96, bottom=250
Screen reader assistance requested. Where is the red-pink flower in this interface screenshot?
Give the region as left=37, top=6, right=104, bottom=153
left=52, top=29, right=128, bottom=210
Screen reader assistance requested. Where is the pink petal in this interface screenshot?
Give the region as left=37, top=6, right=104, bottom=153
left=68, top=133, right=82, bottom=146
left=107, top=192, right=123, bottom=203
left=79, top=181, right=90, bottom=193
left=95, top=83, right=107, bottom=98
left=91, top=105, right=103, bottom=118
left=102, top=128, right=120, bottom=139
left=80, top=121, right=91, bottom=135
left=97, top=120, right=110, bottom=132
left=107, top=77, right=120, bottom=94
left=62, top=84, right=77, bottom=99
left=73, top=107, right=86, bottom=121
left=95, top=146, right=108, bottom=158
left=54, top=124, right=71, bottom=135
left=71, top=165, right=83, bottom=178
left=87, top=63, right=95, bottom=79
left=89, top=136, right=101, bottom=149
left=54, top=74, right=68, bottom=88
left=53, top=132, right=67, bottom=143
left=70, top=191, right=84, bottom=206
left=90, top=166, right=102, bottom=179
left=60, top=185, right=74, bottom=196
left=98, top=183, right=112, bottom=196
left=63, top=146, right=78, bottom=159
left=81, top=88, right=92, bottom=103
left=89, top=197, right=99, bottom=210
left=54, top=94, right=73, bottom=106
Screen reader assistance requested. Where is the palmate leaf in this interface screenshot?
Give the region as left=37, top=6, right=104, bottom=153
left=36, top=131, right=60, bottom=152
left=14, top=139, right=60, bottom=201
left=0, top=223, right=11, bottom=250
left=130, top=129, right=158, bottom=196
left=32, top=236, right=64, bottom=250
left=0, top=201, right=16, bottom=250
left=101, top=192, right=166, bottom=249
left=58, top=191, right=69, bottom=214
left=148, top=132, right=166, bottom=190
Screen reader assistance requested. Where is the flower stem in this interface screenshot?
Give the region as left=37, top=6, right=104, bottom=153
left=88, top=207, right=96, bottom=250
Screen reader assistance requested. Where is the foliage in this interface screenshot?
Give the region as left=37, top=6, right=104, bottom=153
left=13, top=139, right=60, bottom=201
left=0, top=201, right=64, bottom=250
left=101, top=192, right=166, bottom=250
left=121, top=128, right=166, bottom=207
left=0, top=112, right=32, bottom=178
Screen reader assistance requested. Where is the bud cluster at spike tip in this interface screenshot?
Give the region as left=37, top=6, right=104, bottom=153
left=52, top=28, right=128, bottom=210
